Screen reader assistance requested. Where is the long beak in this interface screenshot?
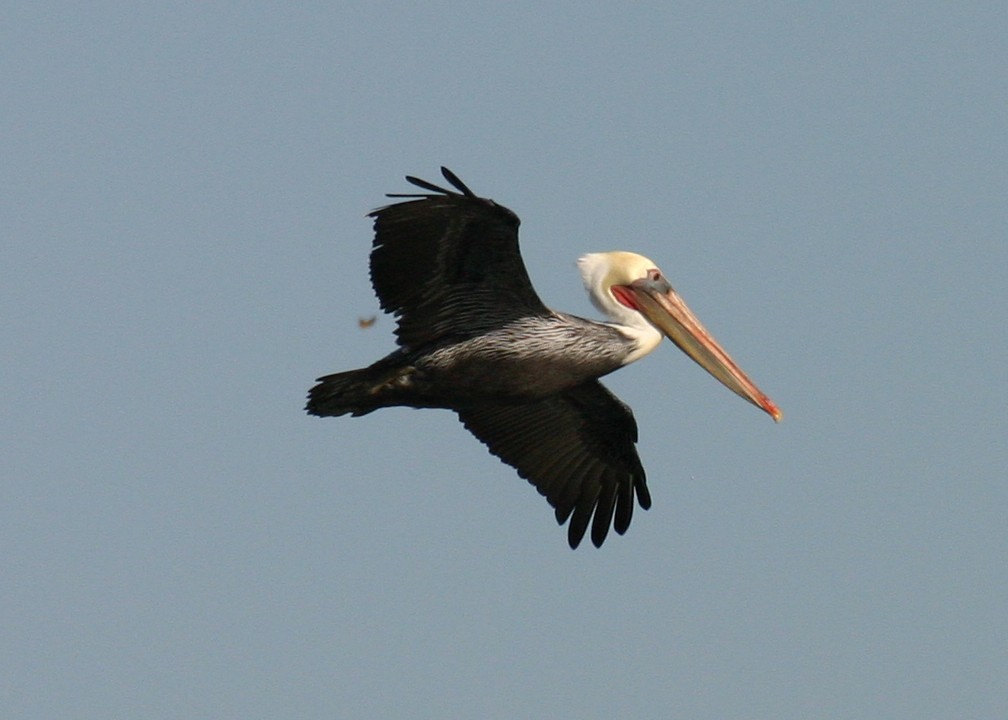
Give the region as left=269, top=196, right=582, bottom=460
left=621, top=275, right=782, bottom=422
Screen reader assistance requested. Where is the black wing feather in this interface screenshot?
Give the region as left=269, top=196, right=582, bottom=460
left=386, top=167, right=478, bottom=198
left=368, top=168, right=549, bottom=349
left=457, top=380, right=650, bottom=549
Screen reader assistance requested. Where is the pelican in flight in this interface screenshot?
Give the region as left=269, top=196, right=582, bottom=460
left=307, top=168, right=780, bottom=548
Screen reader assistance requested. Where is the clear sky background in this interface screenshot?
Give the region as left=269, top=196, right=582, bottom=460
left=3, top=3, right=1006, bottom=718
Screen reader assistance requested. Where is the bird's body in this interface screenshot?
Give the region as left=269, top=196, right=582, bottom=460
left=331, top=314, right=631, bottom=406
left=307, top=168, right=780, bottom=548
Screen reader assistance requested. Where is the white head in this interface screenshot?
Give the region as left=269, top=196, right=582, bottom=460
left=577, top=252, right=665, bottom=362
left=578, top=251, right=660, bottom=326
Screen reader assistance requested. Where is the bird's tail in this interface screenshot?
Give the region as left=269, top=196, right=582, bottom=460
left=306, top=369, right=375, bottom=417
left=305, top=354, right=416, bottom=417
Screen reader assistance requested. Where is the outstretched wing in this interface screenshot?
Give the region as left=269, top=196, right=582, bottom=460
left=457, top=380, right=652, bottom=549
left=368, top=167, right=550, bottom=349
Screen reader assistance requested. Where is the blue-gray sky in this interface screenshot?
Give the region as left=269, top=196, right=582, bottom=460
left=3, top=3, right=1006, bottom=718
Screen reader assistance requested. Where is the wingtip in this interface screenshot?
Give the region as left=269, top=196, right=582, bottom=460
left=440, top=166, right=476, bottom=198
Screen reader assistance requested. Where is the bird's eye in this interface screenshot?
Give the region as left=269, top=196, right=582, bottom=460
left=648, top=269, right=662, bottom=282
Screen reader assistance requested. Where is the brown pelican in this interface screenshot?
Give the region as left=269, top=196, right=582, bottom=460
left=307, top=167, right=781, bottom=548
